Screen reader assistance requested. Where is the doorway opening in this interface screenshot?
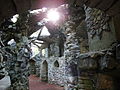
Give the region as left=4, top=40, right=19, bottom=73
left=41, top=60, right=48, bottom=82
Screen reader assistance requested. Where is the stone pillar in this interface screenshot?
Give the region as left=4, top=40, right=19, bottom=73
left=64, top=6, right=85, bottom=89
left=9, top=12, right=30, bottom=90
left=64, top=21, right=79, bottom=89
left=9, top=36, right=30, bottom=90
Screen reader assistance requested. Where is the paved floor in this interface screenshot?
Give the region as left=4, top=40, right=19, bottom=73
left=29, top=75, right=64, bottom=90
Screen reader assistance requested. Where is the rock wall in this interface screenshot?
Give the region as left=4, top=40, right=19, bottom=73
left=76, top=21, right=89, bottom=53
left=85, top=6, right=116, bottom=51
left=77, top=48, right=120, bottom=90
left=0, top=12, right=31, bottom=90
left=48, top=57, right=66, bottom=86
left=49, top=43, right=60, bottom=57
left=40, top=57, right=66, bottom=86
left=74, top=6, right=119, bottom=90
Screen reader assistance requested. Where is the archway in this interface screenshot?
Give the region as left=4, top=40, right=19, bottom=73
left=41, top=60, right=48, bottom=82
left=29, top=59, right=36, bottom=75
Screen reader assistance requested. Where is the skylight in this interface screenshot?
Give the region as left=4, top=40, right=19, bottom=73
left=47, top=9, right=60, bottom=22
left=30, top=26, right=50, bottom=38
left=40, top=26, right=50, bottom=36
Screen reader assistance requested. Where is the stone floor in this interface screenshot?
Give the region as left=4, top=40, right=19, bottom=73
left=29, top=75, right=64, bottom=90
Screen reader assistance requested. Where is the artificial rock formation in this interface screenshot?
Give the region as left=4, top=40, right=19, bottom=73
left=0, top=12, right=31, bottom=90
left=63, top=6, right=86, bottom=89
left=75, top=6, right=119, bottom=90
left=0, top=1, right=120, bottom=90
left=31, top=55, right=66, bottom=86
left=8, top=12, right=31, bottom=90
left=85, top=6, right=116, bottom=51
left=40, top=57, right=65, bottom=86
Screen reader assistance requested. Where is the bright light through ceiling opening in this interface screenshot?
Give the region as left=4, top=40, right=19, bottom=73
left=47, top=9, right=60, bottom=22
left=30, top=26, right=50, bottom=38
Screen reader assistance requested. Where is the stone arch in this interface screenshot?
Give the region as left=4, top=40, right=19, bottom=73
left=54, top=60, right=59, bottom=67
left=41, top=60, right=48, bottom=82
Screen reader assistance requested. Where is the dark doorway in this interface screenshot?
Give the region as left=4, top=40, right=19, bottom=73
left=41, top=60, right=48, bottom=82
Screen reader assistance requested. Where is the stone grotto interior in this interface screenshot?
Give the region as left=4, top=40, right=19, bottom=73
left=0, top=0, right=120, bottom=90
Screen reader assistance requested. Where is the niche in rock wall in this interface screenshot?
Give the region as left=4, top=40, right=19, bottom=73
left=41, top=60, right=48, bottom=82
left=29, top=59, right=36, bottom=74
left=54, top=60, right=59, bottom=68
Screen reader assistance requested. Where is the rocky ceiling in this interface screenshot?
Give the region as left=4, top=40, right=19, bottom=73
left=0, top=0, right=120, bottom=23
left=0, top=0, right=120, bottom=36
left=0, top=0, right=66, bottom=24
left=0, top=0, right=119, bottom=58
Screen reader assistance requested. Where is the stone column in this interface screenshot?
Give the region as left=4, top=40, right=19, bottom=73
left=9, top=37, right=31, bottom=90
left=64, top=6, right=85, bottom=89
left=64, top=20, right=80, bottom=89
left=9, top=12, right=31, bottom=90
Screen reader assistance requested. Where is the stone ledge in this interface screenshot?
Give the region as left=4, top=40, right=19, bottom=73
left=78, top=49, right=118, bottom=70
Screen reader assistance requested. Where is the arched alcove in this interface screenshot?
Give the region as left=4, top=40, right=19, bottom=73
left=41, top=60, right=48, bottom=82
left=29, top=59, right=36, bottom=74
left=54, top=60, right=59, bottom=67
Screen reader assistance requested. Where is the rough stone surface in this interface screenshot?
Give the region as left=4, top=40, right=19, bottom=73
left=40, top=57, right=66, bottom=86
left=0, top=1, right=120, bottom=90
left=85, top=6, right=116, bottom=51
left=0, top=12, right=31, bottom=90
left=63, top=6, right=86, bottom=90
